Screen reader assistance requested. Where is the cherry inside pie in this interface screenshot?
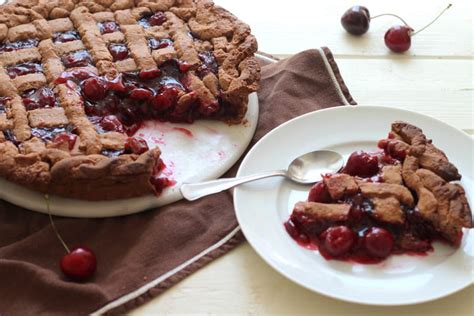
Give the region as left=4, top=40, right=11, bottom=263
left=0, top=0, right=260, bottom=200
left=285, top=122, right=472, bottom=263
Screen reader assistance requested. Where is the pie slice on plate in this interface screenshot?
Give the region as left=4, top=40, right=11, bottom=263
left=285, top=121, right=473, bottom=263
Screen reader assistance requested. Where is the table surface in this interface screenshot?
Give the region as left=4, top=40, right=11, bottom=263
left=133, top=0, right=473, bottom=314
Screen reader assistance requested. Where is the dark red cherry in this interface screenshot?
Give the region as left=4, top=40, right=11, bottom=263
left=341, top=6, right=370, bottom=35
left=100, top=115, right=124, bottom=133
left=384, top=25, right=413, bottom=53
left=152, top=87, right=178, bottom=111
left=364, top=227, right=394, bottom=258
left=307, top=181, right=332, bottom=203
left=149, top=12, right=167, bottom=26
left=343, top=151, right=379, bottom=178
left=139, top=68, right=161, bottom=80
left=99, top=21, right=119, bottom=34
left=125, top=137, right=149, bottom=154
left=82, top=77, right=107, bottom=101
left=129, top=88, right=154, bottom=100
left=320, top=226, right=356, bottom=257
left=60, top=247, right=97, bottom=281
left=150, top=176, right=175, bottom=194
left=108, top=44, right=129, bottom=61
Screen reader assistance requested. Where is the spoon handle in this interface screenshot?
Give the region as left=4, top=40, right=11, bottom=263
left=180, top=170, right=288, bottom=201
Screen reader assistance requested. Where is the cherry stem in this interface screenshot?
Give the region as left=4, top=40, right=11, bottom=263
left=45, top=194, right=70, bottom=254
left=412, top=4, right=452, bottom=36
left=371, top=13, right=410, bottom=27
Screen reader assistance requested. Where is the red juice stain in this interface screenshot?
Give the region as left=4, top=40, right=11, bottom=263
left=172, top=127, right=193, bottom=137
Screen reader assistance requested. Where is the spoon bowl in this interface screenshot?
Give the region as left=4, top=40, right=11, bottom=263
left=287, top=150, right=344, bottom=184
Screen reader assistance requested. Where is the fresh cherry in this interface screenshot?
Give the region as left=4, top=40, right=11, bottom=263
left=364, top=227, right=394, bottom=258
left=384, top=25, right=413, bottom=53
left=60, top=247, right=97, bottom=281
left=343, top=151, right=379, bottom=178
left=82, top=77, right=107, bottom=101
left=307, top=181, right=332, bottom=203
left=125, top=137, right=149, bottom=154
left=341, top=6, right=370, bottom=35
left=320, top=226, right=357, bottom=257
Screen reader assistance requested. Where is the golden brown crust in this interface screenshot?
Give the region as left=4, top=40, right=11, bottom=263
left=0, top=0, right=260, bottom=200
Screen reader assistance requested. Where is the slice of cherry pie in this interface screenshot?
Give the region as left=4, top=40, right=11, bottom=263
left=0, top=0, right=260, bottom=200
left=285, top=122, right=472, bottom=263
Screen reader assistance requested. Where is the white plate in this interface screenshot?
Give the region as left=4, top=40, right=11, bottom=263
left=0, top=93, right=258, bottom=218
left=234, top=105, right=473, bottom=306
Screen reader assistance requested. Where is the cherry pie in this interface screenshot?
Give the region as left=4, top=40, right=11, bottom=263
left=0, top=0, right=260, bottom=200
left=285, top=122, right=472, bottom=263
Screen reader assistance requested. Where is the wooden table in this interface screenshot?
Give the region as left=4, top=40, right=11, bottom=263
left=144, top=0, right=472, bottom=314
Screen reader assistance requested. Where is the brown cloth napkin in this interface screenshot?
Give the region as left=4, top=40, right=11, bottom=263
left=0, top=48, right=355, bottom=315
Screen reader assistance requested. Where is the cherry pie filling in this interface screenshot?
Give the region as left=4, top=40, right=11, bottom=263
left=0, top=29, right=233, bottom=195
left=285, top=148, right=448, bottom=264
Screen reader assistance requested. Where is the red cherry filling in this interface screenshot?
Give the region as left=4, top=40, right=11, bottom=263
left=60, top=247, right=97, bottom=281
left=7, top=62, right=43, bottom=79
left=363, top=227, right=394, bottom=258
left=61, top=50, right=92, bottom=69
left=129, top=88, right=154, bottom=100
left=31, top=126, right=77, bottom=144
left=149, top=12, right=167, bottom=26
left=98, top=21, right=119, bottom=34
left=52, top=133, right=77, bottom=150
left=197, top=51, right=218, bottom=77
left=0, top=39, right=38, bottom=53
left=124, top=137, right=149, bottom=154
left=378, top=139, right=407, bottom=161
left=53, top=31, right=80, bottom=43
left=342, top=150, right=379, bottom=177
left=108, top=43, right=129, bottom=61
left=22, top=87, right=57, bottom=110
left=99, top=115, right=125, bottom=133
left=148, top=38, right=173, bottom=50
left=0, top=96, right=12, bottom=113
left=320, top=226, right=357, bottom=257
left=82, top=77, right=107, bottom=101
left=307, top=181, right=333, bottom=203
left=139, top=68, right=161, bottom=80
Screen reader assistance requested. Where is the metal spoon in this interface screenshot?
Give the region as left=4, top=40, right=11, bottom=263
left=180, top=150, right=343, bottom=201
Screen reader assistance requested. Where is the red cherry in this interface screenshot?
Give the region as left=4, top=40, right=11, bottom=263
left=139, top=68, right=161, bottom=80
left=307, top=181, right=332, bottom=203
left=152, top=87, right=178, bottom=111
left=38, top=87, right=56, bottom=107
left=384, top=25, right=413, bottom=53
left=52, top=133, right=77, bottom=150
left=198, top=100, right=220, bottom=116
left=341, top=6, right=371, bottom=35
left=125, top=137, right=149, bottom=154
left=343, top=151, right=379, bottom=178
left=99, top=21, right=119, bottom=34
left=364, top=227, right=394, bottom=258
left=129, top=88, right=154, bottom=100
left=150, top=175, right=175, bottom=194
left=149, top=12, right=167, bottom=26
left=60, top=247, right=97, bottom=281
left=82, top=77, right=107, bottom=101
left=320, top=226, right=356, bottom=257
left=108, top=44, right=129, bottom=61
left=100, top=115, right=124, bottom=133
